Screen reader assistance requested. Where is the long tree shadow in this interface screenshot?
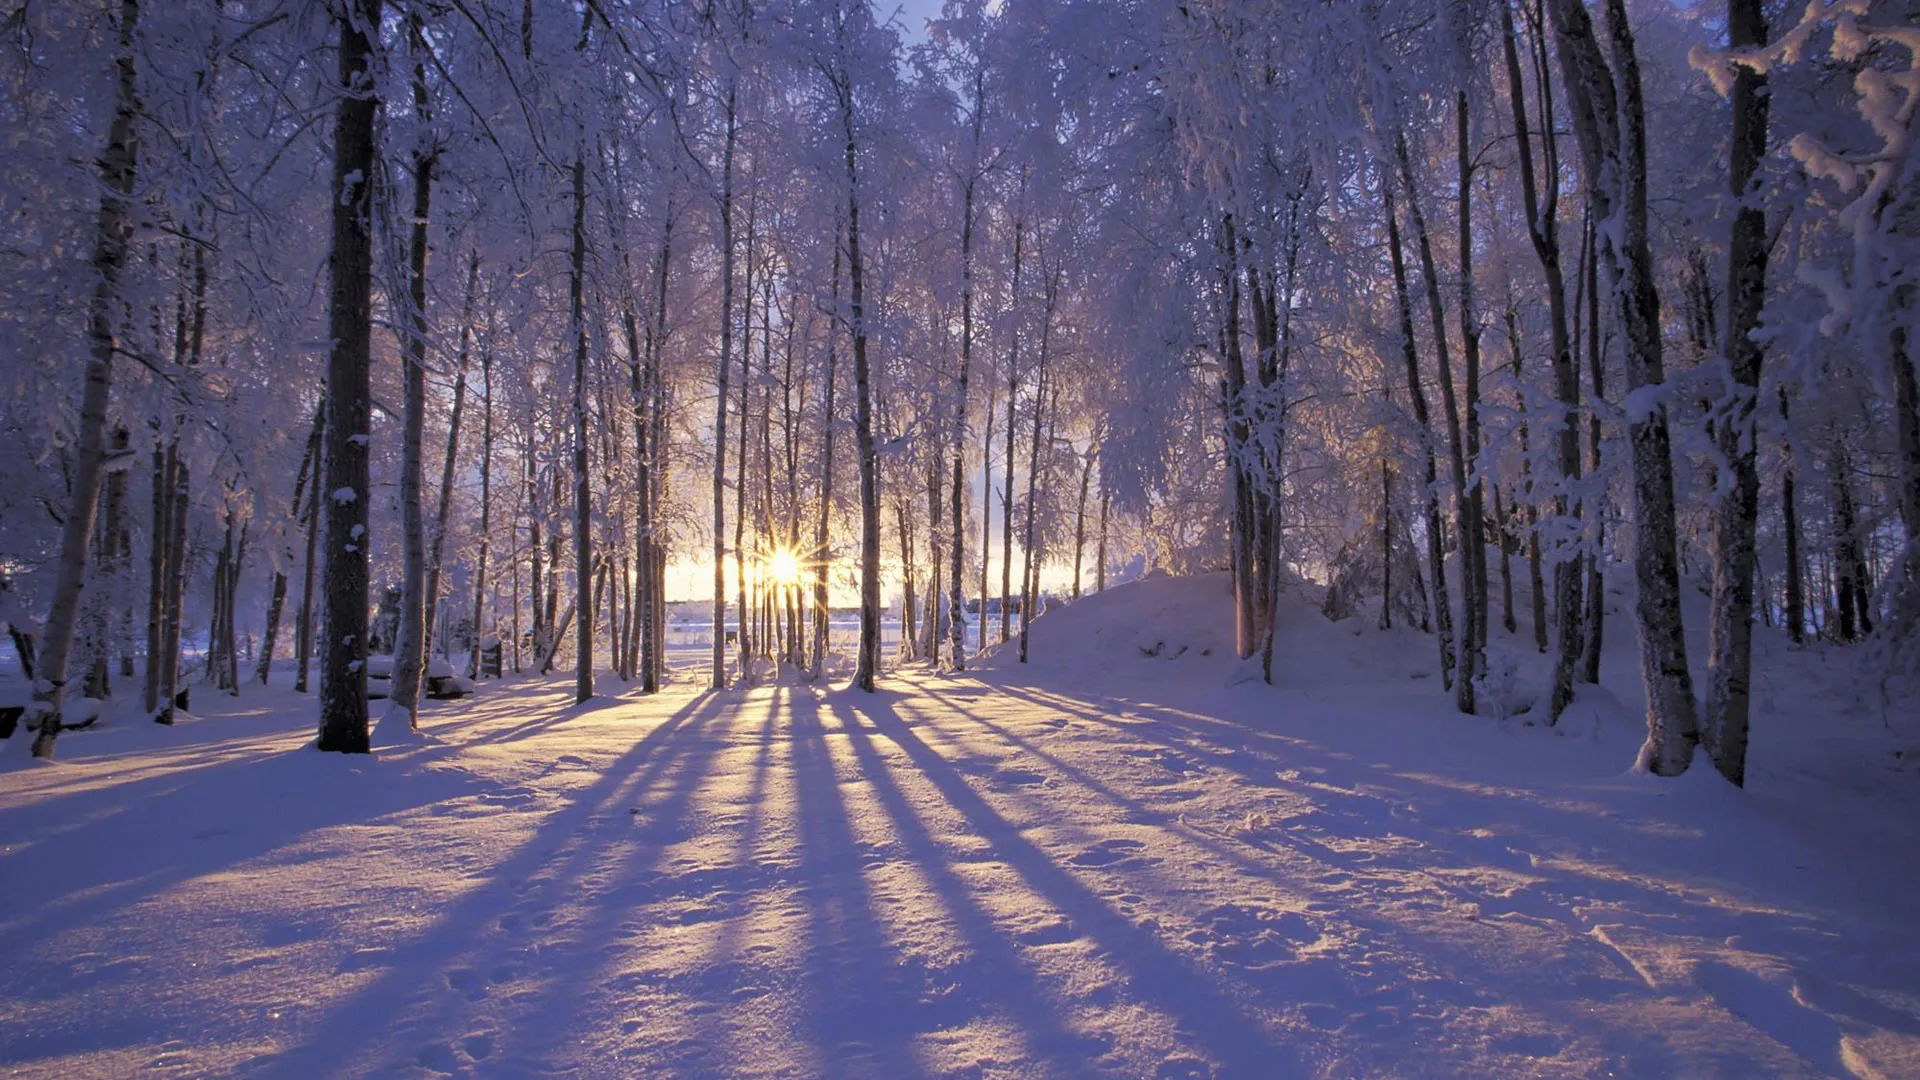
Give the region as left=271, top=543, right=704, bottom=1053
left=972, top=679, right=1920, bottom=1071
left=0, top=741, right=484, bottom=970
left=231, top=691, right=736, bottom=1080
left=911, top=681, right=1320, bottom=888
left=831, top=690, right=1311, bottom=1079
left=794, top=687, right=1114, bottom=1074
left=784, top=685, right=932, bottom=1077
left=488, top=686, right=782, bottom=1077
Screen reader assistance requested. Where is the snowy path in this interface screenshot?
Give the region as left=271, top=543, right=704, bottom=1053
left=2, top=667, right=1917, bottom=1079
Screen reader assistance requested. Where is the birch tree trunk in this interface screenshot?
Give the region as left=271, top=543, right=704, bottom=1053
left=1001, top=213, right=1024, bottom=646
left=811, top=232, right=841, bottom=680
left=470, top=315, right=494, bottom=680
left=1019, top=271, right=1058, bottom=664
left=570, top=146, right=593, bottom=704
left=1384, top=182, right=1457, bottom=689
left=420, top=256, right=474, bottom=661
left=1394, top=132, right=1476, bottom=713
left=1502, top=0, right=1586, bottom=717
left=948, top=78, right=984, bottom=669
left=316, top=0, right=384, bottom=755
left=1702, top=0, right=1771, bottom=787
left=711, top=85, right=737, bottom=691
left=31, top=0, right=142, bottom=758
left=1547, top=0, right=1698, bottom=775
left=386, top=8, right=436, bottom=734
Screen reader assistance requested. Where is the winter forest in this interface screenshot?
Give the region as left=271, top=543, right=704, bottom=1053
left=3, top=0, right=1919, bottom=1076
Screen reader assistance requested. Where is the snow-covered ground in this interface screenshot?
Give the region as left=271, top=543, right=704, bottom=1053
left=2, top=574, right=1917, bottom=1078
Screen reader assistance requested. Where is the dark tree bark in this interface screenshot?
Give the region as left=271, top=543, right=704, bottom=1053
left=316, top=0, right=384, bottom=755
left=1394, top=131, right=1476, bottom=713
left=1702, top=0, right=1772, bottom=787
left=570, top=147, right=593, bottom=704
left=812, top=230, right=841, bottom=680
left=711, top=86, right=737, bottom=690
left=1383, top=179, right=1458, bottom=693
left=1547, top=0, right=1698, bottom=774
left=260, top=408, right=323, bottom=685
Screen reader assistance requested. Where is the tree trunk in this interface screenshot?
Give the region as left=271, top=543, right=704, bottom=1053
left=1832, top=437, right=1869, bottom=642
left=84, top=427, right=132, bottom=699
left=1095, top=483, right=1110, bottom=594
left=1383, top=181, right=1457, bottom=692
left=570, top=146, right=593, bottom=703
left=470, top=311, right=495, bottom=680
left=1456, top=90, right=1489, bottom=691
left=259, top=409, right=320, bottom=685
left=424, top=253, right=476, bottom=670
left=386, top=13, right=435, bottom=734
left=295, top=423, right=322, bottom=693
left=1019, top=272, right=1058, bottom=664
left=144, top=444, right=171, bottom=712
left=1547, top=0, right=1698, bottom=774
left=1779, top=388, right=1804, bottom=645
left=735, top=196, right=757, bottom=682
left=980, top=380, right=995, bottom=651
left=1393, top=131, right=1476, bottom=713
left=645, top=216, right=672, bottom=691
left=949, top=105, right=982, bottom=669
left=812, top=229, right=841, bottom=681
left=30, top=0, right=141, bottom=758
left=898, top=499, right=918, bottom=662
left=841, top=69, right=883, bottom=692
left=1580, top=211, right=1607, bottom=686
left=316, top=0, right=384, bottom=755
left=158, top=461, right=189, bottom=722
left=1702, top=0, right=1771, bottom=787
left=1072, top=450, right=1093, bottom=601
left=712, top=86, right=737, bottom=691
left=1001, top=215, right=1025, bottom=646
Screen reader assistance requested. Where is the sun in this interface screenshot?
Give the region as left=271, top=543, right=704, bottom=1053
left=763, top=547, right=804, bottom=588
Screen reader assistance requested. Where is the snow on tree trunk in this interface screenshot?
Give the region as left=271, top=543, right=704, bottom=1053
left=316, top=0, right=383, bottom=755
left=1547, top=0, right=1698, bottom=776
left=1500, top=0, right=1585, bottom=718
left=31, top=0, right=141, bottom=759
left=1702, top=0, right=1771, bottom=788
left=385, top=14, right=435, bottom=737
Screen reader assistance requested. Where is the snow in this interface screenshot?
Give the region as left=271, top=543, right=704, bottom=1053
left=1, top=578, right=1917, bottom=1078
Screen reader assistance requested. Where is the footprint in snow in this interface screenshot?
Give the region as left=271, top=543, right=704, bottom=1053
left=1068, top=838, right=1156, bottom=867
left=461, top=1032, right=495, bottom=1061
left=445, top=968, right=489, bottom=1001
left=1185, top=902, right=1320, bottom=970
left=991, top=767, right=1050, bottom=789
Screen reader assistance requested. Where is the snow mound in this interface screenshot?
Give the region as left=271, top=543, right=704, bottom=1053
left=978, top=572, right=1235, bottom=682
